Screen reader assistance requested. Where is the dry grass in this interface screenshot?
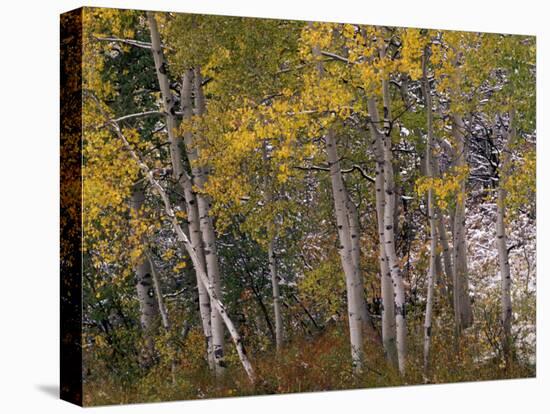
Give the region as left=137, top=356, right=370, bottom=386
left=83, top=320, right=534, bottom=406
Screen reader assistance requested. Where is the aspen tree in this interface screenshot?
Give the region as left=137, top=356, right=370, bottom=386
left=421, top=46, right=437, bottom=377
left=366, top=99, right=398, bottom=367
left=496, top=109, right=515, bottom=364
left=147, top=12, right=216, bottom=369
left=192, top=67, right=226, bottom=375
left=268, top=238, right=284, bottom=351
left=97, top=104, right=257, bottom=383
left=310, top=28, right=365, bottom=373
left=129, top=184, right=160, bottom=368
left=451, top=114, right=474, bottom=332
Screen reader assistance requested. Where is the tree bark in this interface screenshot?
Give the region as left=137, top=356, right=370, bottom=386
left=431, top=136, right=455, bottom=309
left=310, top=30, right=364, bottom=373
left=375, top=57, right=408, bottom=374
left=129, top=185, right=159, bottom=368
left=261, top=140, right=284, bottom=351
left=434, top=249, right=448, bottom=301
left=192, top=67, right=226, bottom=376
left=268, top=238, right=284, bottom=351
left=346, top=191, right=381, bottom=343
left=147, top=252, right=178, bottom=383
left=451, top=114, right=474, bottom=332
left=497, top=109, right=515, bottom=365
left=147, top=13, right=215, bottom=369
left=437, top=215, right=455, bottom=309
left=146, top=12, right=181, bottom=181
left=326, top=129, right=364, bottom=373
left=421, top=49, right=437, bottom=378
left=147, top=253, right=170, bottom=330
left=367, top=97, right=398, bottom=368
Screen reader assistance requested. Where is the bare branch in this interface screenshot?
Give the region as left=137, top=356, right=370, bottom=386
left=93, top=35, right=153, bottom=49
left=293, top=164, right=375, bottom=183
left=110, top=110, right=164, bottom=123
left=344, top=164, right=375, bottom=183
left=320, top=50, right=354, bottom=64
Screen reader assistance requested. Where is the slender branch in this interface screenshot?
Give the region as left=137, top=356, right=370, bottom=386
left=276, top=63, right=307, bottom=74
left=110, top=110, right=164, bottom=124
left=320, top=50, right=354, bottom=64
left=142, top=142, right=171, bottom=157
left=293, top=164, right=331, bottom=173
left=93, top=35, right=153, bottom=49
left=102, top=110, right=186, bottom=130
left=345, top=164, right=375, bottom=183
left=202, top=76, right=214, bottom=87
left=293, top=164, right=375, bottom=183
left=147, top=252, right=171, bottom=330
left=163, top=288, right=188, bottom=300
left=291, top=293, right=321, bottom=331
left=507, top=243, right=521, bottom=255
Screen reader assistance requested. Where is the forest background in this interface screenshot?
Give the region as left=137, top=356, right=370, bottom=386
left=1, top=1, right=548, bottom=414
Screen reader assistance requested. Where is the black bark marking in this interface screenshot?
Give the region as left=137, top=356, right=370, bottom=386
left=214, top=347, right=224, bottom=359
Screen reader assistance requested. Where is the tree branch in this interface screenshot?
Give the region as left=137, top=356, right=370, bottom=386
left=110, top=110, right=164, bottom=124
left=320, top=50, right=354, bottom=64
left=93, top=36, right=153, bottom=49
left=293, top=164, right=375, bottom=183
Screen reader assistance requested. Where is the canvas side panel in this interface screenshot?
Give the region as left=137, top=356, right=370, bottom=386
left=60, top=7, right=83, bottom=407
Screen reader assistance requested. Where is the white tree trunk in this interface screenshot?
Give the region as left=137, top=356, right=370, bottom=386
left=373, top=64, right=408, bottom=374
left=346, top=191, right=380, bottom=342
left=437, top=216, right=455, bottom=308
left=147, top=253, right=170, bottom=330
left=421, top=51, right=437, bottom=377
left=148, top=252, right=178, bottom=383
left=147, top=14, right=215, bottom=369
left=434, top=248, right=448, bottom=301
left=326, top=129, right=364, bottom=373
left=268, top=238, right=284, bottom=351
left=181, top=70, right=214, bottom=369
left=497, top=109, right=515, bottom=364
left=261, top=140, right=285, bottom=352
left=381, top=116, right=407, bottom=376
left=107, top=117, right=256, bottom=383
left=146, top=13, right=181, bottom=180
left=451, top=114, right=473, bottom=332
left=432, top=146, right=455, bottom=308
left=423, top=190, right=437, bottom=377
left=310, top=32, right=364, bottom=373
left=367, top=97, right=398, bottom=367
left=129, top=185, right=159, bottom=368
left=192, top=67, right=226, bottom=376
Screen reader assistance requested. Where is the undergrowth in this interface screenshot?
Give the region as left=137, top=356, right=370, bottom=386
left=83, top=320, right=535, bottom=406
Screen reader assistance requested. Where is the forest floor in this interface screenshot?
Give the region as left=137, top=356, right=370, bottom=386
left=83, top=321, right=535, bottom=406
